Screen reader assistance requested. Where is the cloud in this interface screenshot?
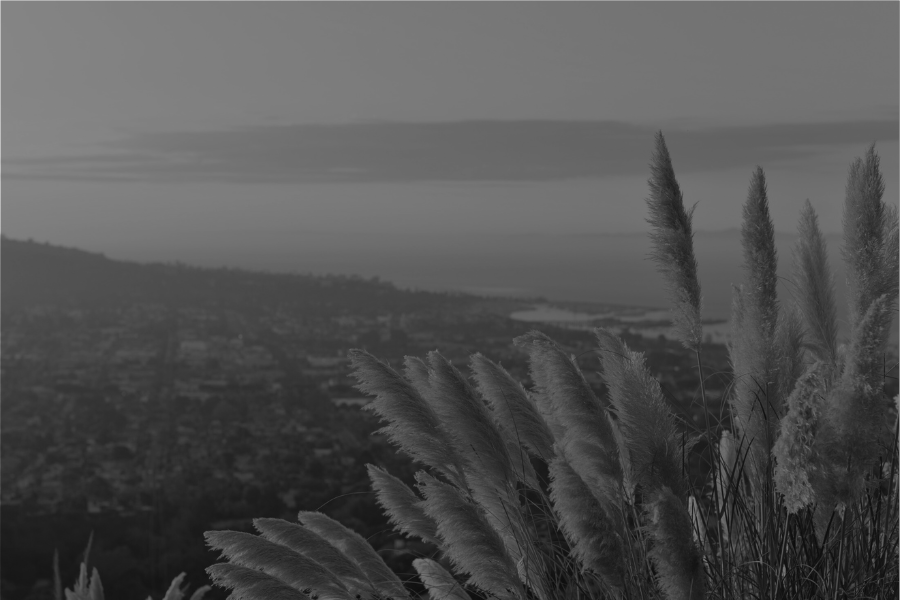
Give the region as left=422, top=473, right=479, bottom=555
left=3, top=119, right=897, bottom=184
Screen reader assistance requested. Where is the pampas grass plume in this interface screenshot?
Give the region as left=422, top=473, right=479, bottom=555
left=64, top=564, right=103, bottom=600
left=727, top=284, right=777, bottom=475
left=741, top=168, right=779, bottom=338
left=469, top=352, right=555, bottom=462
left=646, top=132, right=703, bottom=350
left=513, top=331, right=622, bottom=503
left=88, top=570, right=103, bottom=600
left=349, top=349, right=464, bottom=488
left=417, top=472, right=524, bottom=600
left=793, top=200, right=838, bottom=365
left=646, top=488, right=705, bottom=600
left=403, top=355, right=433, bottom=393
left=843, top=294, right=894, bottom=388
left=772, top=363, right=826, bottom=513
left=842, top=145, right=898, bottom=329
left=413, top=558, right=473, bottom=600
left=205, top=530, right=353, bottom=600
left=160, top=573, right=187, bottom=600
left=252, top=518, right=375, bottom=596
left=367, top=464, right=439, bottom=545
left=297, top=511, right=409, bottom=600
left=595, top=328, right=686, bottom=500
left=423, top=351, right=515, bottom=489
left=728, top=167, right=786, bottom=477
left=548, top=452, right=625, bottom=592
left=205, top=563, right=311, bottom=600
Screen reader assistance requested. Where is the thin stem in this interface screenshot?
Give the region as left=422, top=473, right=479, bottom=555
left=835, top=509, right=848, bottom=599
left=695, top=347, right=710, bottom=433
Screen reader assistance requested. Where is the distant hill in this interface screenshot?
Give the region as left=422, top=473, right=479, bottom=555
left=2, top=237, right=159, bottom=308
left=88, top=228, right=848, bottom=321
left=0, top=236, right=468, bottom=315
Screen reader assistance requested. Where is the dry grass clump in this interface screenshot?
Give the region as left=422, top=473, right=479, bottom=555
left=56, top=535, right=211, bottom=600
left=204, top=138, right=898, bottom=600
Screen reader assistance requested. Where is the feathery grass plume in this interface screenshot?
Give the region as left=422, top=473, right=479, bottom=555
left=420, top=352, right=539, bottom=569
left=793, top=200, right=839, bottom=366
left=728, top=285, right=777, bottom=477
left=884, top=200, right=900, bottom=298
left=206, top=563, right=312, bottom=600
left=161, top=573, right=188, bottom=600
left=818, top=296, right=896, bottom=484
left=413, top=558, right=473, bottom=600
left=467, top=354, right=543, bottom=488
left=811, top=379, right=886, bottom=525
left=605, top=412, right=636, bottom=504
left=469, top=353, right=555, bottom=462
left=425, top=352, right=549, bottom=580
left=843, top=293, right=894, bottom=388
left=253, top=518, right=377, bottom=597
left=547, top=451, right=625, bottom=593
left=416, top=472, right=525, bottom=600
left=367, top=464, right=440, bottom=544
left=205, top=530, right=354, bottom=600
left=513, top=331, right=622, bottom=502
left=772, top=362, right=827, bottom=513
left=65, top=535, right=96, bottom=600
left=403, top=355, right=433, bottom=394
left=503, top=436, right=541, bottom=490
left=297, top=511, right=410, bottom=600
left=63, top=565, right=104, bottom=600
left=349, top=349, right=465, bottom=488
left=645, top=487, right=705, bottom=600
left=842, top=144, right=899, bottom=329
left=729, top=168, right=787, bottom=478
left=645, top=132, right=703, bottom=350
left=405, top=355, right=519, bottom=485
left=812, top=306, right=896, bottom=516
left=514, top=333, right=565, bottom=441
left=88, top=569, right=103, bottom=600
left=423, top=351, right=515, bottom=489
left=64, top=563, right=90, bottom=600
left=741, top=167, right=780, bottom=340
left=595, top=328, right=688, bottom=500
left=773, top=306, right=807, bottom=404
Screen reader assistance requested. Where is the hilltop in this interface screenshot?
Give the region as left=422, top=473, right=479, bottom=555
left=0, top=236, right=507, bottom=316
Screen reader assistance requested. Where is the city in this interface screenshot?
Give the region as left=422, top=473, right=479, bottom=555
left=0, top=237, right=750, bottom=599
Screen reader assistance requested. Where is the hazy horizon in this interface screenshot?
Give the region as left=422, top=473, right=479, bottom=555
left=0, top=228, right=852, bottom=324
left=3, top=2, right=899, bottom=309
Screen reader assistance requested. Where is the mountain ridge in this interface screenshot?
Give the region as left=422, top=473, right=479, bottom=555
left=0, top=236, right=482, bottom=314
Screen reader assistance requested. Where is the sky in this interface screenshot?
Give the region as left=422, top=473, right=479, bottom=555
left=2, top=2, right=899, bottom=260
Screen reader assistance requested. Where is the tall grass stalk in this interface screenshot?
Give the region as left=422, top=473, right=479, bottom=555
left=204, top=137, right=899, bottom=600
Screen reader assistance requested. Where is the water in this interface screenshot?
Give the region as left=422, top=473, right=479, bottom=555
left=101, top=229, right=895, bottom=345
left=509, top=304, right=734, bottom=345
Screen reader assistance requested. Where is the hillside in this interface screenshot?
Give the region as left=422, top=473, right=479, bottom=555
left=0, top=236, right=479, bottom=316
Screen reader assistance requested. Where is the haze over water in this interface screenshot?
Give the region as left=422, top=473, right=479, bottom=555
left=3, top=2, right=897, bottom=342
left=85, top=227, right=879, bottom=343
